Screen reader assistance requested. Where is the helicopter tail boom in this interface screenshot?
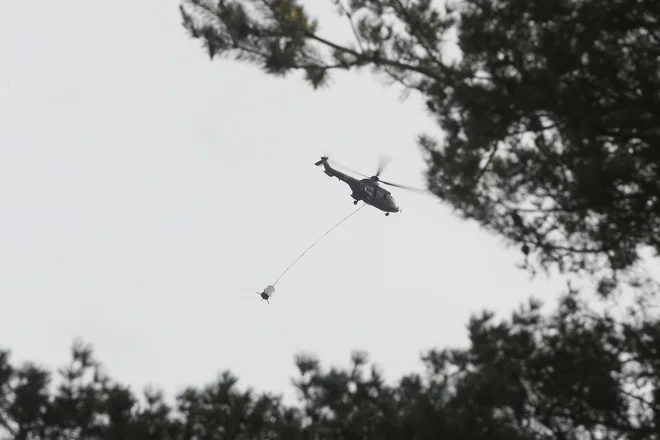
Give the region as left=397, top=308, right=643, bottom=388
left=314, top=156, right=359, bottom=190
left=314, top=156, right=335, bottom=177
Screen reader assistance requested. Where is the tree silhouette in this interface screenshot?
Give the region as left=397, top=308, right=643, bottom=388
left=178, top=0, right=660, bottom=291
left=2, top=291, right=658, bottom=439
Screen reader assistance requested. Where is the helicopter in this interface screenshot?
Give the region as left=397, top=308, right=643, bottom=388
left=314, top=156, right=422, bottom=216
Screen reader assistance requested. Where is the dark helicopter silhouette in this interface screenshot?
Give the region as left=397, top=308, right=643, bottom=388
left=314, top=156, right=422, bottom=216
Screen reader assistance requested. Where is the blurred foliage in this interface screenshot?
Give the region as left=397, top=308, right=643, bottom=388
left=2, top=291, right=659, bottom=439
left=178, top=0, right=660, bottom=292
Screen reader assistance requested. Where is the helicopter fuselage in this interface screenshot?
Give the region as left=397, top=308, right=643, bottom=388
left=315, top=158, right=400, bottom=215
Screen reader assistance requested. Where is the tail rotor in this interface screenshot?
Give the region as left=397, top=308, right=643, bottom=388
left=314, top=156, right=329, bottom=166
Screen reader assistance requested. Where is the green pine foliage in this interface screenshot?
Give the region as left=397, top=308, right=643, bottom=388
left=2, top=293, right=658, bottom=439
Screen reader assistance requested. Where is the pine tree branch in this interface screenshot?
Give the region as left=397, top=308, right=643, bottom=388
left=335, top=1, right=365, bottom=54
left=473, top=143, right=499, bottom=186
left=303, top=31, right=444, bottom=81
left=0, top=415, right=16, bottom=437
left=390, top=0, right=444, bottom=68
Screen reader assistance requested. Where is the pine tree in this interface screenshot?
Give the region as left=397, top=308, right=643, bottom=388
left=2, top=292, right=658, bottom=439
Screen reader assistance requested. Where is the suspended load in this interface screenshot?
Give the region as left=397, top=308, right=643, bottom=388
left=258, top=285, right=275, bottom=303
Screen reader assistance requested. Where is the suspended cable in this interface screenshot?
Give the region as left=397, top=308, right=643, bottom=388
left=272, top=203, right=366, bottom=286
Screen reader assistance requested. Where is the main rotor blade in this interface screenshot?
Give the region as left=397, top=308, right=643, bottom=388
left=327, top=159, right=370, bottom=178
left=379, top=179, right=426, bottom=193
left=375, top=154, right=392, bottom=177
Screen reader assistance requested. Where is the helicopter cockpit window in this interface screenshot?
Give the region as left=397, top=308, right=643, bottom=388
left=387, top=195, right=394, bottom=204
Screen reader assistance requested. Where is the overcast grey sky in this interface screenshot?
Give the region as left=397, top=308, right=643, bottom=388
left=1, top=0, right=568, bottom=400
